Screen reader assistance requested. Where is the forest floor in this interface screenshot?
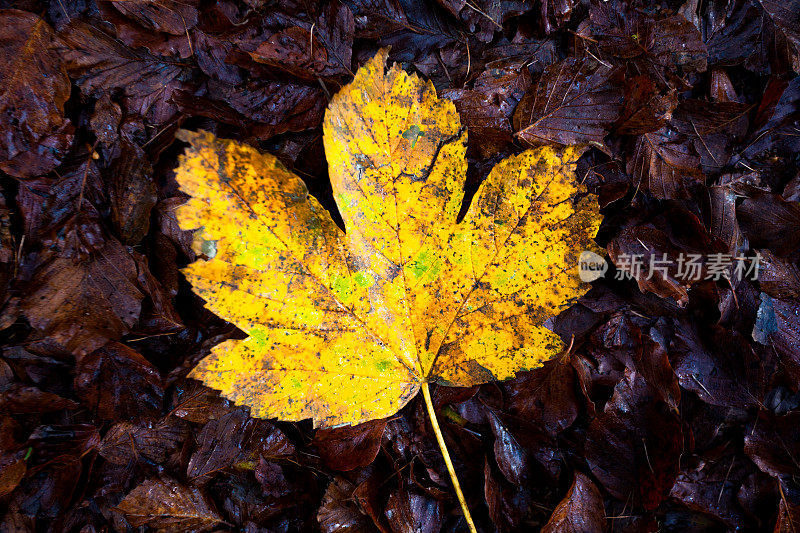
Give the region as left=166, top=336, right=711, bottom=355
left=1, top=0, right=800, bottom=531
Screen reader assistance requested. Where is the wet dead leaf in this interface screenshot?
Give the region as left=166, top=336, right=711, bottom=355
left=443, top=61, right=531, bottom=158
left=0, top=9, right=73, bottom=178
left=74, top=342, right=163, bottom=421
left=314, top=418, right=388, bottom=471
left=108, top=0, right=199, bottom=35
left=541, top=472, right=606, bottom=533
left=60, top=20, right=192, bottom=123
left=19, top=219, right=145, bottom=357
left=0, top=453, right=26, bottom=498
left=99, top=419, right=187, bottom=465
left=514, top=58, right=623, bottom=147
left=318, top=477, right=375, bottom=533
left=585, top=371, right=682, bottom=511
left=385, top=486, right=443, bottom=533
left=117, top=477, right=224, bottom=532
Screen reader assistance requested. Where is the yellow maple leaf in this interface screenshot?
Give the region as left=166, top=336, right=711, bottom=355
left=175, top=49, right=601, bottom=428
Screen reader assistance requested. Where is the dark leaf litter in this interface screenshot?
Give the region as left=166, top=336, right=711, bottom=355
left=0, top=0, right=799, bottom=531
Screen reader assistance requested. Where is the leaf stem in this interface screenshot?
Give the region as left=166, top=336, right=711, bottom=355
left=421, top=382, right=478, bottom=533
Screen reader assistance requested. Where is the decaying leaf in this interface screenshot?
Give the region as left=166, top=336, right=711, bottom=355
left=542, top=472, right=607, bottom=533
left=186, top=408, right=291, bottom=482
left=18, top=218, right=145, bottom=357
left=0, top=10, right=73, bottom=178
left=317, top=477, right=374, bottom=532
left=99, top=419, right=187, bottom=465
left=117, top=477, right=223, bottom=532
left=314, top=418, right=388, bottom=471
left=175, top=49, right=602, bottom=427
left=443, top=62, right=531, bottom=158
left=74, top=342, right=164, bottom=421
left=585, top=371, right=682, bottom=511
left=627, top=126, right=703, bottom=199
left=108, top=0, right=199, bottom=35
left=60, top=20, right=192, bottom=123
left=514, top=57, right=623, bottom=147
left=250, top=1, right=354, bottom=81
left=385, top=486, right=443, bottom=533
